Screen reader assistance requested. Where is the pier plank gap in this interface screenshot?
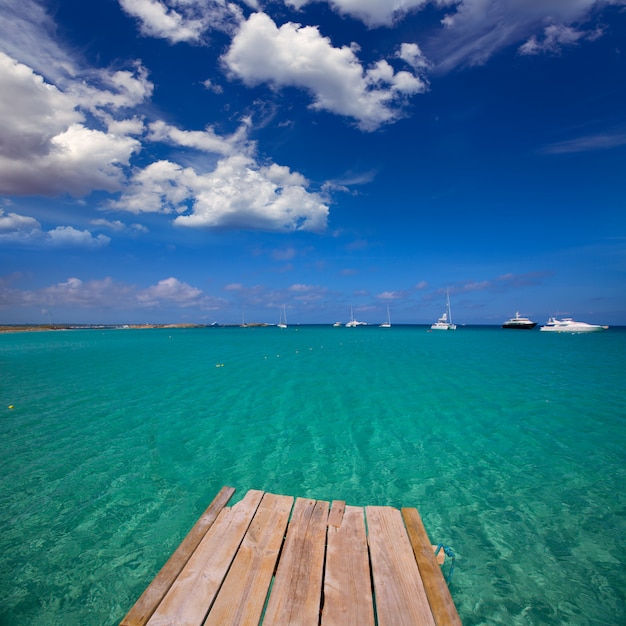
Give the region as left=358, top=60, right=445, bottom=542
left=120, top=486, right=461, bottom=626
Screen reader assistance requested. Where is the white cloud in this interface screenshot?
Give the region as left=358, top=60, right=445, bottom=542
left=147, top=119, right=252, bottom=155
left=519, top=24, right=600, bottom=56
left=69, top=65, right=154, bottom=115
left=202, top=78, right=224, bottom=93
left=119, top=0, right=207, bottom=43
left=431, top=0, right=625, bottom=71
left=285, top=0, right=429, bottom=27
left=113, top=154, right=329, bottom=232
left=398, top=42, right=430, bottom=71
left=46, top=227, right=111, bottom=247
left=0, top=210, right=111, bottom=247
left=137, top=277, right=206, bottom=307
left=0, top=52, right=81, bottom=159
left=39, top=277, right=124, bottom=308
left=0, top=53, right=143, bottom=196
left=0, top=210, right=40, bottom=233
left=118, top=0, right=243, bottom=43
left=109, top=160, right=194, bottom=214
left=175, top=155, right=329, bottom=231
left=287, top=1, right=625, bottom=70
left=91, top=219, right=128, bottom=232
left=377, top=290, right=406, bottom=300
left=222, top=12, right=428, bottom=131
left=0, top=0, right=75, bottom=84
left=1, top=275, right=222, bottom=312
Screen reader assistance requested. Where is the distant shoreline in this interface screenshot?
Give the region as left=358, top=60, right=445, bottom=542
left=0, top=324, right=212, bottom=333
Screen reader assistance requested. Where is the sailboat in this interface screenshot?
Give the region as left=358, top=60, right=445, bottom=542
left=277, top=305, right=287, bottom=329
left=345, top=306, right=366, bottom=327
left=380, top=305, right=391, bottom=328
left=431, top=290, right=456, bottom=330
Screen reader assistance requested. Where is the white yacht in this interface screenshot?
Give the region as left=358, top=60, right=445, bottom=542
left=431, top=290, right=456, bottom=330
left=502, top=312, right=537, bottom=330
left=539, top=317, right=608, bottom=333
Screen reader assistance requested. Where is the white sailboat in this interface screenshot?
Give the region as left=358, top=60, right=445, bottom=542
left=380, top=305, right=391, bottom=328
left=431, top=290, right=456, bottom=330
left=277, top=305, right=287, bottom=328
left=345, top=306, right=366, bottom=327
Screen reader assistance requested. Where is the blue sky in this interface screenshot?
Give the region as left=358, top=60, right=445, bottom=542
left=0, top=0, right=624, bottom=325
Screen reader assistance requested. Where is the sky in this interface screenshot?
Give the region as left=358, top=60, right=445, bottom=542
left=0, top=0, right=625, bottom=326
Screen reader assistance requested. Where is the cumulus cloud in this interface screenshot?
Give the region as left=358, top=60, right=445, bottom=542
left=0, top=210, right=40, bottom=234
left=0, top=53, right=144, bottom=196
left=112, top=154, right=329, bottom=232
left=46, top=227, right=111, bottom=247
left=398, top=42, right=431, bottom=71
left=137, top=277, right=206, bottom=307
left=1, top=276, right=222, bottom=312
left=118, top=0, right=243, bottom=43
left=222, top=12, right=428, bottom=131
left=0, top=209, right=110, bottom=247
left=38, top=277, right=125, bottom=308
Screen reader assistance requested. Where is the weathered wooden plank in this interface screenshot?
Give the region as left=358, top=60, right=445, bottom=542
left=120, top=486, right=236, bottom=626
left=262, top=497, right=329, bottom=626
left=402, top=508, right=462, bottom=626
left=146, top=490, right=264, bottom=626
left=203, top=492, right=294, bottom=626
left=366, top=506, right=436, bottom=626
left=322, top=505, right=375, bottom=626
left=327, top=500, right=345, bottom=528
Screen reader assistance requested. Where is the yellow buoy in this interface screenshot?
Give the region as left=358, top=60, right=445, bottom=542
left=8, top=405, right=14, bottom=409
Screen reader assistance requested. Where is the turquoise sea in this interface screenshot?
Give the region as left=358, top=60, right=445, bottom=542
left=1, top=326, right=625, bottom=625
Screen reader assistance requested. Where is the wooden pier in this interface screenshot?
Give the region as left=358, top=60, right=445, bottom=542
left=120, top=486, right=461, bottom=626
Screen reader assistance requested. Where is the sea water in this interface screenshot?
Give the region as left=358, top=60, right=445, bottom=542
left=0, top=326, right=625, bottom=625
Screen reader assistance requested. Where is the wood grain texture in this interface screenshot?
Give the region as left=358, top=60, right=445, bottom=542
left=402, top=508, right=462, bottom=626
left=366, top=506, right=436, bottom=626
left=120, top=486, right=235, bottom=626
left=146, top=490, right=263, bottom=626
left=203, top=492, right=294, bottom=626
left=262, top=497, right=329, bottom=626
left=322, top=505, right=375, bottom=626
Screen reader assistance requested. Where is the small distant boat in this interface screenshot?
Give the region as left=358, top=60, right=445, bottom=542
left=431, top=290, right=456, bottom=331
left=502, top=312, right=537, bottom=330
left=345, top=306, right=366, bottom=327
left=539, top=317, right=608, bottom=333
left=380, top=305, right=391, bottom=328
left=277, top=305, right=287, bottom=329
left=332, top=321, right=342, bottom=327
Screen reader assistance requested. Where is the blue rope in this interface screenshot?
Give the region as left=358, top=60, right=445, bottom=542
left=434, top=544, right=456, bottom=584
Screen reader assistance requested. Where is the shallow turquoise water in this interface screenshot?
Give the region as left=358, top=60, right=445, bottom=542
left=1, top=326, right=625, bottom=625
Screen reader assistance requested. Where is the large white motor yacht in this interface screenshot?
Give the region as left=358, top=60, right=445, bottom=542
left=539, top=317, right=608, bottom=333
